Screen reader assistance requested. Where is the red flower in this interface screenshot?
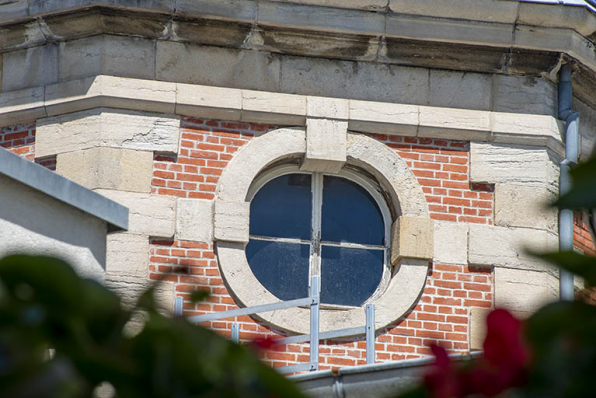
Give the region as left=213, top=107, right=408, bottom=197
left=250, top=336, right=281, bottom=351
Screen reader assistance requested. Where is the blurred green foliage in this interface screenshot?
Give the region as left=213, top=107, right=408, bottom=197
left=0, top=255, right=305, bottom=398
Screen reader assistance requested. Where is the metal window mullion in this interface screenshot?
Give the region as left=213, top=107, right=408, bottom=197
left=310, top=172, right=324, bottom=282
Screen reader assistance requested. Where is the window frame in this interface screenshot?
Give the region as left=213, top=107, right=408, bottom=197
left=246, top=164, right=392, bottom=308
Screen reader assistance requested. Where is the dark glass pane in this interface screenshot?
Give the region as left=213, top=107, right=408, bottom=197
left=320, top=246, right=384, bottom=306
left=246, top=239, right=310, bottom=301
left=250, top=174, right=312, bottom=240
left=321, top=176, right=384, bottom=245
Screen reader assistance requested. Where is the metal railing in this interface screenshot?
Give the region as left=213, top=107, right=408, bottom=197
left=174, top=275, right=376, bottom=374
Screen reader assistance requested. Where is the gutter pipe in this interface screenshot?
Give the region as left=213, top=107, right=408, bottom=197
left=558, top=63, right=580, bottom=302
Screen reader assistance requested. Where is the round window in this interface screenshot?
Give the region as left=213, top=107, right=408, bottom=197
left=245, top=166, right=390, bottom=307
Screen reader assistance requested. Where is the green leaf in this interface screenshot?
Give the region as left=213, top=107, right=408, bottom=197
left=538, top=251, right=596, bottom=286
left=190, top=289, right=209, bottom=303
left=555, top=157, right=596, bottom=209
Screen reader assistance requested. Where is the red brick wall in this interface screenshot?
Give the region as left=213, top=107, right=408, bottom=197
left=149, top=118, right=496, bottom=370
left=0, top=123, right=56, bottom=170
left=574, top=211, right=596, bottom=257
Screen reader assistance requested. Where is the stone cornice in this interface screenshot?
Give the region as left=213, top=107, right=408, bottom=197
left=1, top=2, right=595, bottom=106
left=0, top=75, right=565, bottom=155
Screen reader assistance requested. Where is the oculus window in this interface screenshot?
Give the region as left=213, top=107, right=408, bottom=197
left=246, top=166, right=390, bottom=307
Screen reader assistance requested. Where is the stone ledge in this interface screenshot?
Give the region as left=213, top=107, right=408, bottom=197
left=0, top=75, right=566, bottom=155
left=390, top=216, right=434, bottom=264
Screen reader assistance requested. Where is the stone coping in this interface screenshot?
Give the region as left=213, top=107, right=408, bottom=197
left=0, top=147, right=128, bottom=232
left=0, top=75, right=565, bottom=155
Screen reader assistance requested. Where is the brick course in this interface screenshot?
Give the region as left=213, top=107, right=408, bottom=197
left=0, top=123, right=56, bottom=170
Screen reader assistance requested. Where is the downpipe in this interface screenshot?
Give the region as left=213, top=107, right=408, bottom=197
left=558, top=63, right=580, bottom=302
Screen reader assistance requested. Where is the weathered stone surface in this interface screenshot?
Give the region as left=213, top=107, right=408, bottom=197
left=418, top=106, right=490, bottom=139
left=0, top=174, right=107, bottom=282
left=433, top=221, right=468, bottom=265
left=492, top=75, right=557, bottom=116
left=391, top=216, right=434, bottom=264
left=469, top=307, right=492, bottom=351
left=269, top=0, right=387, bottom=11
left=389, top=0, right=519, bottom=24
left=175, top=0, right=257, bottom=21
left=176, top=199, right=213, bottom=243
left=176, top=83, right=242, bottom=121
left=241, top=89, right=306, bottom=124
left=0, top=86, right=46, bottom=125
left=280, top=56, right=429, bottom=105
left=156, top=42, right=281, bottom=92
left=348, top=100, right=418, bottom=135
left=494, top=184, right=557, bottom=233
left=97, top=76, right=177, bottom=114
left=490, top=112, right=563, bottom=148
left=56, top=147, right=154, bottom=193
left=494, top=267, right=558, bottom=316
left=306, top=96, right=349, bottom=120
left=470, top=142, right=560, bottom=189
left=468, top=224, right=558, bottom=271
left=2, top=44, right=58, bottom=91
left=106, top=233, right=149, bottom=278
left=96, top=190, right=176, bottom=238
left=36, top=108, right=180, bottom=158
left=300, top=118, right=347, bottom=173
left=346, top=132, right=428, bottom=218
left=429, top=70, right=492, bottom=111
left=213, top=200, right=250, bottom=243
left=105, top=275, right=176, bottom=314
left=58, top=35, right=156, bottom=82
left=258, top=1, right=385, bottom=34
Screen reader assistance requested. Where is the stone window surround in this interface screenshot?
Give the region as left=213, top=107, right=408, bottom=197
left=213, top=127, right=432, bottom=335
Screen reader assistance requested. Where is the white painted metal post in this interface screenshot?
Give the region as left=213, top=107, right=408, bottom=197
left=174, top=296, right=184, bottom=316
left=310, top=275, right=320, bottom=371
left=366, top=304, right=375, bottom=364
left=231, top=322, right=240, bottom=343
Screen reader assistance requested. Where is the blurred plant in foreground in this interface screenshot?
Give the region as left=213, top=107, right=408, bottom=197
left=0, top=255, right=305, bottom=398
left=397, top=157, right=596, bottom=398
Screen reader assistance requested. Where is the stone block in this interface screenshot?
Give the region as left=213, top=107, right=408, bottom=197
left=468, top=224, right=558, bottom=271
left=469, top=307, right=492, bottom=351
left=573, top=97, right=596, bottom=161
left=98, top=75, right=177, bottom=114
left=258, top=1, right=385, bottom=34
left=494, top=184, right=557, bottom=233
left=470, top=142, right=560, bottom=189
left=241, top=90, right=306, bottom=125
left=280, top=56, right=429, bottom=106
left=2, top=44, right=59, bottom=91
left=156, top=41, right=280, bottom=92
left=105, top=275, right=176, bottom=314
left=300, top=118, right=347, bottom=173
left=492, top=75, right=556, bottom=116
left=494, top=267, right=557, bottom=316
left=268, top=0, right=387, bottom=11
left=418, top=106, right=490, bottom=139
left=0, top=86, right=46, bottom=125
left=176, top=198, right=213, bottom=243
left=433, top=221, right=468, bottom=265
left=176, top=83, right=242, bottom=121
left=213, top=200, right=250, bottom=243
left=429, top=70, right=492, bottom=111
left=306, top=96, right=349, bottom=120
left=58, top=35, right=156, bottom=82
left=389, top=0, right=519, bottom=24
left=106, top=233, right=149, bottom=278
left=175, top=0, right=257, bottom=21
left=391, top=216, right=434, bottom=264
left=36, top=108, right=180, bottom=158
left=96, top=190, right=176, bottom=238
left=44, top=77, right=103, bottom=116
left=490, top=112, right=563, bottom=148
left=56, top=147, right=154, bottom=193
left=348, top=100, right=418, bottom=135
